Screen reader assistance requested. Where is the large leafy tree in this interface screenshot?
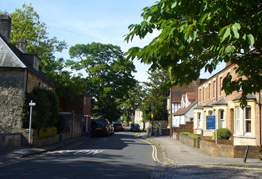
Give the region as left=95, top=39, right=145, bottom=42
left=66, top=42, right=137, bottom=121
left=7, top=4, right=83, bottom=100
left=124, top=0, right=262, bottom=106
left=141, top=69, right=169, bottom=124
left=9, top=4, right=67, bottom=75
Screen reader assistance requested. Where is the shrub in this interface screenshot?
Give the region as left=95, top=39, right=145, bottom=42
left=21, top=87, right=60, bottom=130
left=39, top=127, right=57, bottom=139
left=203, top=136, right=213, bottom=140
left=188, top=133, right=201, bottom=139
left=217, top=128, right=231, bottom=140
left=180, top=132, right=191, bottom=135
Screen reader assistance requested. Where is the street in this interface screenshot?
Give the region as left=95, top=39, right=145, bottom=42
left=1, top=130, right=262, bottom=179
left=0, top=130, right=157, bottom=179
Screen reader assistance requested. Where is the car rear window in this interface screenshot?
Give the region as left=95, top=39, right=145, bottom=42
left=92, top=119, right=106, bottom=127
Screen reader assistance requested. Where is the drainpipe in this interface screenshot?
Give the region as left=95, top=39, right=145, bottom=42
left=170, top=71, right=173, bottom=138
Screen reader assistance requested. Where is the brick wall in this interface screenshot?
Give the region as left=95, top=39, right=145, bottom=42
left=200, top=140, right=234, bottom=157
left=173, top=121, right=193, bottom=134
left=234, top=146, right=260, bottom=158
left=179, top=134, right=197, bottom=148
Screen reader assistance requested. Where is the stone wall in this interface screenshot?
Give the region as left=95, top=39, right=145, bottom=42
left=0, top=69, right=25, bottom=133
left=0, top=133, right=21, bottom=148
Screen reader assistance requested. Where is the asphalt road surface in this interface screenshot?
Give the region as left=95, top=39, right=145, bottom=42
left=0, top=130, right=157, bottom=179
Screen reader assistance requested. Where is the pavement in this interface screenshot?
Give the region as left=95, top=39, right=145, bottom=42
left=0, top=131, right=262, bottom=176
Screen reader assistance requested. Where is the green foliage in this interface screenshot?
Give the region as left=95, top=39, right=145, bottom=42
left=203, top=136, right=213, bottom=140
left=39, top=127, right=57, bottom=139
left=125, top=0, right=262, bottom=107
left=22, top=87, right=60, bottom=130
left=217, top=128, right=231, bottom=140
left=9, top=3, right=67, bottom=75
left=188, top=133, right=201, bottom=139
left=141, top=69, right=169, bottom=122
left=180, top=132, right=190, bottom=135
left=66, top=42, right=137, bottom=121
left=8, top=4, right=83, bottom=101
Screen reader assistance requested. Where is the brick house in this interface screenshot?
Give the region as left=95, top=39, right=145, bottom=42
left=60, top=92, right=92, bottom=133
left=0, top=14, right=55, bottom=134
left=193, top=62, right=262, bottom=146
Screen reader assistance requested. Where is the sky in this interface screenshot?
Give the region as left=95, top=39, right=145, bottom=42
left=2, top=0, right=225, bottom=83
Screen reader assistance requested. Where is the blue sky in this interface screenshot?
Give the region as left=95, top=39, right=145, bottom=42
left=2, top=0, right=224, bottom=82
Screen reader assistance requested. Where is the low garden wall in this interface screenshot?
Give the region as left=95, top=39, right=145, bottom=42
left=176, top=135, right=260, bottom=158
left=179, top=134, right=200, bottom=148
left=21, top=129, right=71, bottom=148
left=0, top=133, right=21, bottom=148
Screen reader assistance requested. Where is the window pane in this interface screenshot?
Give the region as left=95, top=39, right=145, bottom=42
left=245, top=107, right=251, bottom=119
left=246, top=120, right=251, bottom=132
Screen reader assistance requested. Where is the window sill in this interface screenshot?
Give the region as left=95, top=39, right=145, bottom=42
left=233, top=134, right=256, bottom=139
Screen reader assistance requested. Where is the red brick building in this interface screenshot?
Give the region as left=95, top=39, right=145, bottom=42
left=193, top=63, right=262, bottom=146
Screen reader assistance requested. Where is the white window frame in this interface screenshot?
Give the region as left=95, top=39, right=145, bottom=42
left=198, top=112, right=202, bottom=128
left=236, top=107, right=240, bottom=134
left=219, top=109, right=224, bottom=128
left=244, top=106, right=252, bottom=135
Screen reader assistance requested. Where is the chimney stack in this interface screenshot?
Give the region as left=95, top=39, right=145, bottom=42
left=0, top=14, right=11, bottom=42
left=16, top=38, right=27, bottom=53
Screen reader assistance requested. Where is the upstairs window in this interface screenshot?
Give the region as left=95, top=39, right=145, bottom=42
left=244, top=106, right=251, bottom=134
left=220, top=77, right=223, bottom=96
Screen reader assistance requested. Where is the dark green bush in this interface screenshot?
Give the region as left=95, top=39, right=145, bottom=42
left=21, top=87, right=60, bottom=130
left=217, top=128, right=231, bottom=140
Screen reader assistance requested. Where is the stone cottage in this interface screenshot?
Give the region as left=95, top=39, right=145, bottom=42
left=0, top=15, right=54, bottom=147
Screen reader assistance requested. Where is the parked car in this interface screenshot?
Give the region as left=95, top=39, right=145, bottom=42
left=114, top=123, right=124, bottom=131
left=91, top=118, right=114, bottom=137
left=130, top=123, right=140, bottom=132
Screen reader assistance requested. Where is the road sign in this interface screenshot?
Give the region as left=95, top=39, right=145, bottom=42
left=29, top=102, right=36, bottom=106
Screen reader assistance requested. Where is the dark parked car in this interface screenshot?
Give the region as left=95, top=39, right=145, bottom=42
left=130, top=123, right=140, bottom=132
left=91, top=118, right=114, bottom=137
left=114, top=123, right=124, bottom=131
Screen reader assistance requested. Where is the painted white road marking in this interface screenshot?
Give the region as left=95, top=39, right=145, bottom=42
left=49, top=150, right=103, bottom=156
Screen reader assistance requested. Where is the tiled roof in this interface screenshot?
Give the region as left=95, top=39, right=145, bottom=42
left=213, top=97, right=228, bottom=105
left=233, top=93, right=256, bottom=101
left=194, top=105, right=204, bottom=110
left=203, top=101, right=214, bottom=107
left=174, top=100, right=197, bottom=116
left=0, top=33, right=54, bottom=88
left=186, top=93, right=197, bottom=101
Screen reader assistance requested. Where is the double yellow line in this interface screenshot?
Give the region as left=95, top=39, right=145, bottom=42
left=140, top=139, right=162, bottom=163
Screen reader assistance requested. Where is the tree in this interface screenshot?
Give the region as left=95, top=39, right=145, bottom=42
left=120, top=81, right=144, bottom=124
left=9, top=4, right=67, bottom=75
left=141, top=69, right=169, bottom=124
left=124, top=0, right=262, bottom=107
left=8, top=4, right=83, bottom=100
left=66, top=42, right=137, bottom=121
